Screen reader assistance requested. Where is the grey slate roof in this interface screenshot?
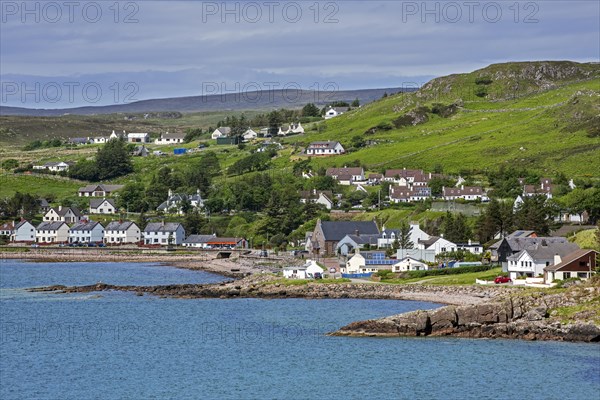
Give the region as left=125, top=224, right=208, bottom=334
left=183, top=234, right=216, bottom=244
left=49, top=207, right=81, bottom=217
left=105, top=221, right=137, bottom=231
left=307, top=141, right=341, bottom=149
left=144, top=222, right=183, bottom=233
left=506, top=241, right=579, bottom=262
left=78, top=184, right=124, bottom=193
left=503, top=237, right=571, bottom=253
left=90, top=198, right=117, bottom=209
left=70, top=221, right=103, bottom=232
left=37, top=221, right=67, bottom=230
left=320, top=221, right=379, bottom=241
left=342, top=233, right=380, bottom=245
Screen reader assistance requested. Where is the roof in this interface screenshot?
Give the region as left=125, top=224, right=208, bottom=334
left=385, top=169, right=426, bottom=181
left=299, top=190, right=333, bottom=201
left=128, top=132, right=149, bottom=137
left=90, top=198, right=117, bottom=209
left=216, top=127, right=231, bottom=135
left=307, top=141, right=342, bottom=149
left=326, top=167, right=363, bottom=177
left=37, top=221, right=67, bottom=230
left=15, top=220, right=33, bottom=229
left=443, top=186, right=484, bottom=196
left=143, top=222, right=183, bottom=233
left=319, top=220, right=379, bottom=241
left=326, top=107, right=349, bottom=113
left=183, top=234, right=216, bottom=244
left=70, top=221, right=103, bottom=232
left=0, top=222, right=15, bottom=231
left=38, top=198, right=50, bottom=207
left=506, top=241, right=580, bottom=262
left=48, top=207, right=81, bottom=217
left=105, top=221, right=137, bottom=231
left=207, top=237, right=244, bottom=245
left=160, top=132, right=186, bottom=139
left=341, top=233, right=380, bottom=245
left=545, top=249, right=598, bottom=272
left=78, top=184, right=124, bottom=193
left=503, top=236, right=571, bottom=253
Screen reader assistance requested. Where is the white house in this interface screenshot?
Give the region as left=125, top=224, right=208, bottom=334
left=326, top=167, right=365, bottom=185
left=43, top=206, right=82, bottom=224
left=392, top=257, right=429, bottom=272
left=11, top=220, right=36, bottom=242
left=242, top=129, right=258, bottom=140
left=182, top=234, right=217, bottom=248
left=155, top=132, right=186, bottom=145
left=212, top=127, right=231, bottom=140
left=324, top=106, right=349, bottom=119
left=78, top=184, right=124, bottom=197
left=336, top=233, right=380, bottom=256
left=417, top=236, right=457, bottom=254
left=389, top=186, right=432, bottom=203
left=91, top=136, right=109, bottom=144
left=157, top=189, right=203, bottom=215
left=283, top=260, right=323, bottom=279
left=299, top=190, right=335, bottom=210
left=89, top=198, right=117, bottom=214
left=69, top=221, right=105, bottom=244
left=343, top=251, right=395, bottom=275
left=0, top=222, right=14, bottom=237
left=143, top=222, right=185, bottom=245
left=34, top=161, right=71, bottom=172
left=507, top=241, right=579, bottom=279
left=456, top=240, right=483, bottom=255
left=36, top=221, right=69, bottom=243
left=278, top=122, right=304, bottom=136
left=442, top=186, right=488, bottom=201
left=378, top=223, right=430, bottom=249
left=104, top=221, right=141, bottom=244
left=305, top=141, right=345, bottom=156
left=109, top=130, right=125, bottom=140
left=127, top=133, right=150, bottom=143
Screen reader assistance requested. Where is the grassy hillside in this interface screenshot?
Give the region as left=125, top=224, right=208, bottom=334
left=569, top=229, right=600, bottom=251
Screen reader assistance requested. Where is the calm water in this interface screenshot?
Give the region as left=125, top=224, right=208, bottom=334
left=1, top=260, right=599, bottom=400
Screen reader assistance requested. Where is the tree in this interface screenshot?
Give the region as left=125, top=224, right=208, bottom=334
left=96, top=138, right=133, bottom=180
left=349, top=135, right=365, bottom=149
left=2, top=159, right=18, bottom=170
left=514, top=195, right=550, bottom=235
left=183, top=210, right=205, bottom=235
left=118, top=182, right=147, bottom=212
left=68, top=159, right=99, bottom=181
left=398, top=222, right=414, bottom=249
left=428, top=177, right=456, bottom=197
left=441, top=212, right=472, bottom=243
left=302, top=103, right=320, bottom=117
left=351, top=98, right=360, bottom=107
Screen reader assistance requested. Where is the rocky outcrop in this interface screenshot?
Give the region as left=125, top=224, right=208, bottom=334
left=330, top=285, right=600, bottom=342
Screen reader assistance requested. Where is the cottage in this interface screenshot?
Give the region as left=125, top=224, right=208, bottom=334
left=69, top=221, right=105, bottom=244
left=442, top=185, right=488, bottom=201
left=0, top=222, right=14, bottom=237
left=41, top=161, right=72, bottom=172
left=91, top=136, right=109, bottom=144
left=309, top=219, right=379, bottom=256
left=305, top=141, right=345, bottom=156
left=43, top=206, right=82, bottom=224
left=143, top=222, right=185, bottom=245
left=417, top=236, right=457, bottom=254
left=343, top=251, right=395, bottom=275
left=283, top=260, right=323, bottom=279
left=506, top=240, right=580, bottom=279
left=90, top=198, right=117, bottom=214
left=104, top=221, right=141, bottom=244
left=523, top=178, right=554, bottom=199
left=10, top=220, right=36, bottom=242
left=368, top=173, right=383, bottom=185
left=456, top=240, right=484, bottom=255
left=326, top=167, right=365, bottom=185
left=127, top=133, right=150, bottom=143
left=378, top=223, right=430, bottom=249
left=109, top=130, right=125, bottom=140
left=389, top=186, right=432, bottom=202
left=68, top=137, right=89, bottom=145
left=242, top=129, right=258, bottom=140
left=182, top=234, right=217, bottom=248
left=157, top=189, right=204, bottom=215
left=211, top=127, right=231, bottom=140
left=392, top=256, right=429, bottom=272
left=278, top=122, right=304, bottom=136
left=299, top=190, right=335, bottom=210
left=38, top=198, right=51, bottom=213
left=384, top=169, right=428, bottom=186
left=155, top=132, right=186, bottom=145
left=336, top=233, right=381, bottom=256
left=78, top=184, right=124, bottom=197
left=324, top=106, right=349, bottom=119
left=544, top=249, right=598, bottom=284
left=36, top=221, right=69, bottom=243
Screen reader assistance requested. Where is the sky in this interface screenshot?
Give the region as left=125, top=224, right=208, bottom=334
left=1, top=0, right=599, bottom=108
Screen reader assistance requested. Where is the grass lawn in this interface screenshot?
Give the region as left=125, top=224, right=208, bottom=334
left=0, top=173, right=82, bottom=198
left=382, top=267, right=503, bottom=286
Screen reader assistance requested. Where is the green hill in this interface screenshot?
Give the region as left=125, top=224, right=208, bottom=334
left=299, top=61, right=600, bottom=177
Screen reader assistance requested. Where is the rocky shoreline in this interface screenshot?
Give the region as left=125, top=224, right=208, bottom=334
left=330, top=280, right=600, bottom=342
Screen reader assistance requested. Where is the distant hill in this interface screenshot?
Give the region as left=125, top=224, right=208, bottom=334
left=0, top=87, right=413, bottom=117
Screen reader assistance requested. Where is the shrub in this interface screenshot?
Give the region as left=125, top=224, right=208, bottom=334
left=475, top=76, right=493, bottom=85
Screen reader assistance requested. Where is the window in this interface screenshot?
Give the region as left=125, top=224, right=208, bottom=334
left=577, top=273, right=588, bottom=278
left=563, top=272, right=571, bottom=279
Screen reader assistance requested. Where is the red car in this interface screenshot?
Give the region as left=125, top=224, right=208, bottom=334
left=494, top=276, right=512, bottom=284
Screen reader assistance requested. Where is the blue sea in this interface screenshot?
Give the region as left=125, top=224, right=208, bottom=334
left=1, top=260, right=599, bottom=400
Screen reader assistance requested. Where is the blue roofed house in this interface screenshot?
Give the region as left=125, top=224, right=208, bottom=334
left=342, top=251, right=396, bottom=275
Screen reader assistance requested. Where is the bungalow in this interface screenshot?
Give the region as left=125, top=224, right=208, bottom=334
left=544, top=249, right=598, bottom=284
left=43, top=206, right=82, bottom=224
left=283, top=260, right=323, bottom=279
left=456, top=240, right=484, bottom=254
left=392, top=256, right=429, bottom=272
left=90, top=136, right=109, bottom=144
left=182, top=234, right=217, bottom=248
left=278, top=122, right=304, bottom=136
left=242, top=129, right=258, bottom=140
left=417, top=236, right=457, bottom=254
left=90, top=198, right=117, bottom=214
left=157, top=189, right=204, bottom=215
left=143, top=222, right=185, bottom=245
left=68, top=221, right=105, bottom=244
left=343, top=251, right=395, bottom=275
left=127, top=133, right=150, bottom=143
left=326, top=167, right=365, bottom=185
left=305, top=141, right=345, bottom=156
left=506, top=241, right=580, bottom=279
left=33, top=161, right=72, bottom=172
left=211, top=127, right=231, bottom=140
left=36, top=221, right=69, bottom=243
left=389, top=186, right=432, bottom=203
left=104, top=221, right=141, bottom=244
left=10, top=220, right=36, bottom=242
left=324, top=106, right=349, bottom=119
left=0, top=222, right=14, bottom=236
left=442, top=186, right=488, bottom=201
left=68, top=137, right=89, bottom=145
left=155, top=132, right=186, bottom=145
left=78, top=184, right=124, bottom=197
left=299, top=190, right=335, bottom=210
left=309, top=219, right=379, bottom=256
left=206, top=237, right=247, bottom=249
left=336, top=233, right=380, bottom=256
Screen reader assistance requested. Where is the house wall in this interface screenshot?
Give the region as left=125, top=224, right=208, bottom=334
left=13, top=223, right=36, bottom=242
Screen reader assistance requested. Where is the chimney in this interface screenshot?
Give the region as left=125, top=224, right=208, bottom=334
left=58, top=205, right=62, bottom=211
left=468, top=239, right=472, bottom=245
left=161, top=220, right=165, bottom=227
left=461, top=185, right=464, bottom=190
left=554, top=254, right=562, bottom=265
left=355, top=229, right=360, bottom=237
left=168, top=189, right=173, bottom=198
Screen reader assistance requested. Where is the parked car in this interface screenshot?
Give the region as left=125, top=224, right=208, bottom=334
left=494, top=276, right=512, bottom=284
left=31, top=243, right=39, bottom=248
left=314, top=272, right=322, bottom=280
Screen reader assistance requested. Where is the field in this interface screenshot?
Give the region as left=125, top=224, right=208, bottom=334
left=382, top=267, right=503, bottom=285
